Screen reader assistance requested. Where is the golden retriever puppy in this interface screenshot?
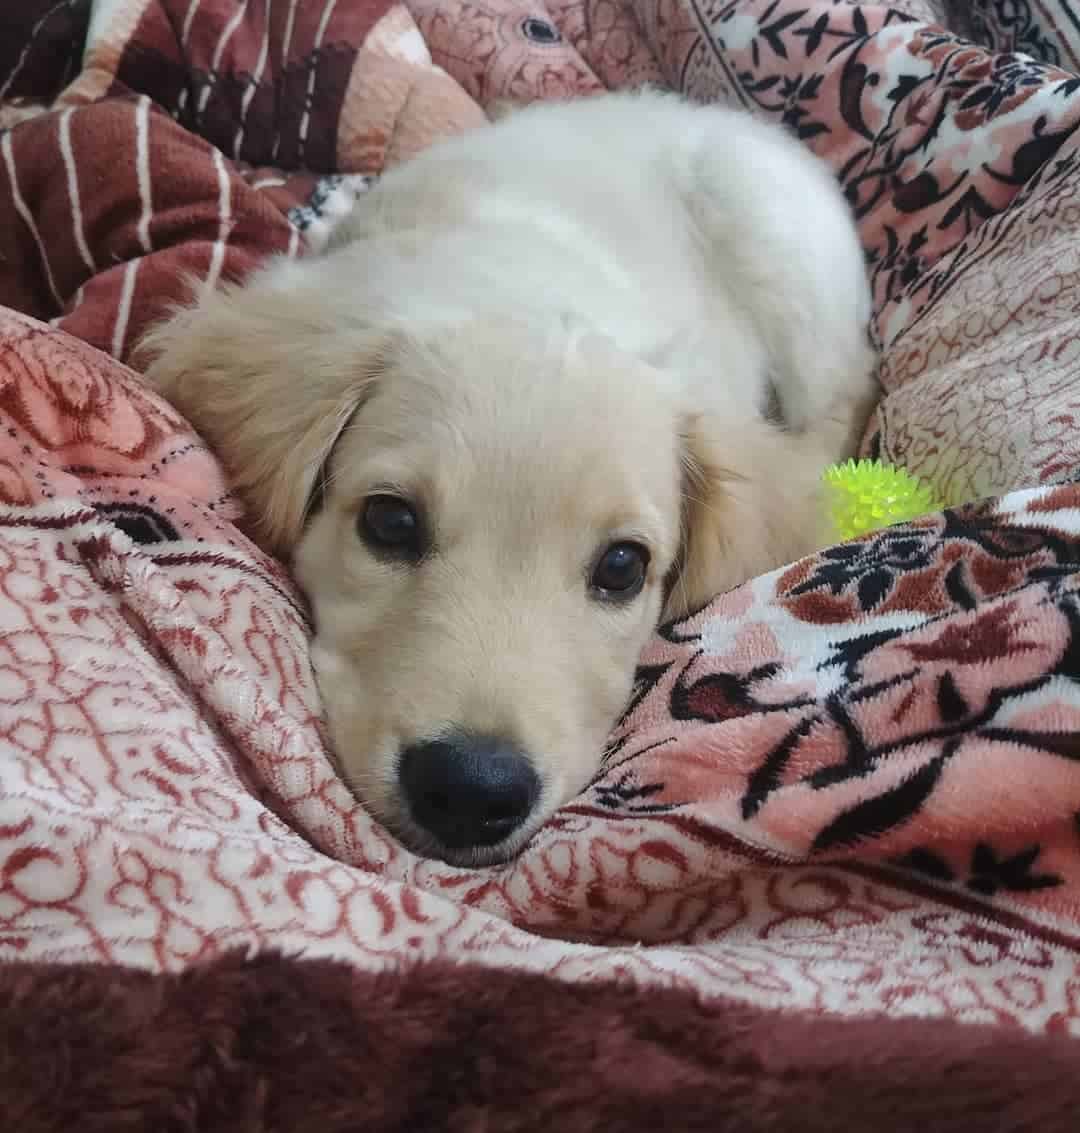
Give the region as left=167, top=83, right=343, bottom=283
left=143, top=90, right=877, bottom=865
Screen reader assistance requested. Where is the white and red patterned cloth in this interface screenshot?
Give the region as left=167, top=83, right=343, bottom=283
left=1, top=0, right=1080, bottom=1037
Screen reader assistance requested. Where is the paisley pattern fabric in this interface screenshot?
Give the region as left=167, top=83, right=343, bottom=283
left=1, top=0, right=1080, bottom=1042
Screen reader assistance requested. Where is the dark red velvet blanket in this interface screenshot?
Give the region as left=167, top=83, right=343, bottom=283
left=4, top=950, right=1079, bottom=1132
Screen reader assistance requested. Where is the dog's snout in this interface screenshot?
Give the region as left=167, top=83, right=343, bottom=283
left=398, top=733, right=540, bottom=850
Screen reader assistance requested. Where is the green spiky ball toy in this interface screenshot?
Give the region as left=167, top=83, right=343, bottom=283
left=823, top=458, right=944, bottom=541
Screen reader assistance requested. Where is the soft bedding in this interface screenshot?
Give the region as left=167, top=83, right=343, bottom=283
left=2, top=0, right=1080, bottom=1124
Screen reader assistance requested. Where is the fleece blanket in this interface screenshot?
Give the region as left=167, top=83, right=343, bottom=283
left=4, top=952, right=1080, bottom=1133
left=2, top=0, right=1080, bottom=1118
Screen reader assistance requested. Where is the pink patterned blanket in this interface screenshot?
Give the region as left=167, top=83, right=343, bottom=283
left=2, top=0, right=1080, bottom=1057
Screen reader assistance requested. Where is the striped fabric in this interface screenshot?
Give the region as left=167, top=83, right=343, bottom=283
left=0, top=0, right=485, bottom=363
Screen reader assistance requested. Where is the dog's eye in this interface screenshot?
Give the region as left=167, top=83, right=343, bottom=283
left=360, top=495, right=424, bottom=557
left=590, top=542, right=649, bottom=600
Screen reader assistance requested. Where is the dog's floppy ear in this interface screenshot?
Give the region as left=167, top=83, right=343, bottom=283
left=662, top=412, right=830, bottom=622
left=140, top=276, right=389, bottom=558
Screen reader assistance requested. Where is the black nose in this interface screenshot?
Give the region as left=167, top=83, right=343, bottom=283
left=398, top=733, right=540, bottom=850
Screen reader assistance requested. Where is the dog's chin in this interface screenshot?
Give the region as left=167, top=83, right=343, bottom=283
left=379, top=807, right=547, bottom=869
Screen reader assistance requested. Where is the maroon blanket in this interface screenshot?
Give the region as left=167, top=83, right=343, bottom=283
left=4, top=950, right=1079, bottom=1132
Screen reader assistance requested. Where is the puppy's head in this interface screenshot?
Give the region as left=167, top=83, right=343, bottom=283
left=145, top=279, right=690, bottom=864
left=143, top=265, right=842, bottom=866
left=301, top=321, right=698, bottom=865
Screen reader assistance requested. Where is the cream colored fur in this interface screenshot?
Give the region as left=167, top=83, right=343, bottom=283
left=143, top=90, right=877, bottom=864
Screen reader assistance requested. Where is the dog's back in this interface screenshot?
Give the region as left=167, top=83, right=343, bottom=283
left=331, top=90, right=874, bottom=437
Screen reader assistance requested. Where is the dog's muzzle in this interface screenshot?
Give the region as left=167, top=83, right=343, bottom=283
left=398, top=731, right=540, bottom=850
